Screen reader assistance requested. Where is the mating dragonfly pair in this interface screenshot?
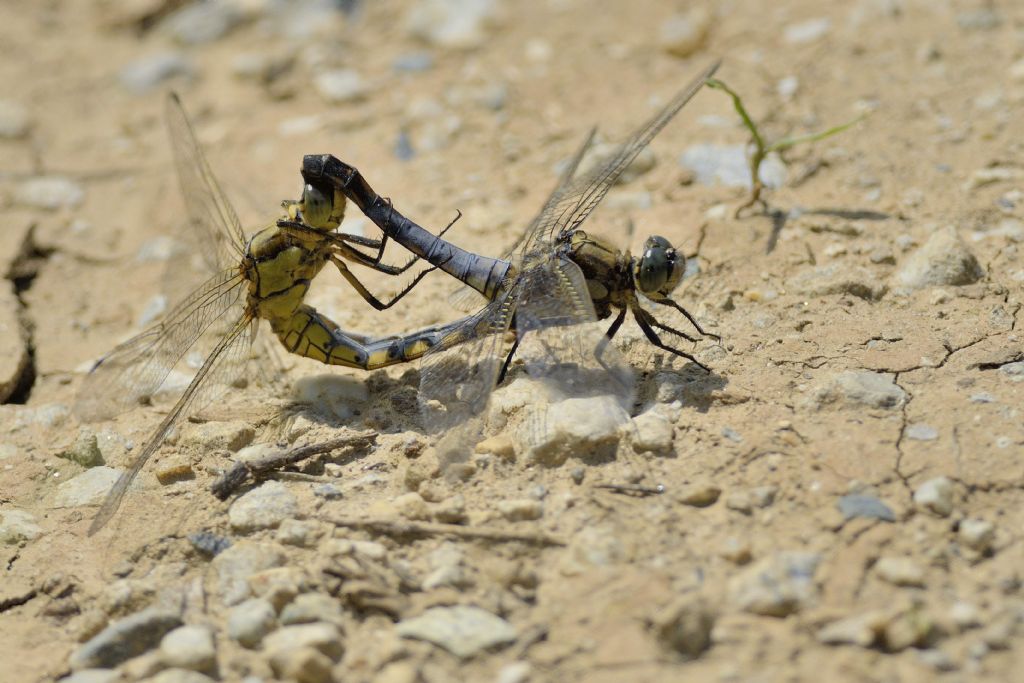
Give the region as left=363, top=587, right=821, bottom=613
left=78, top=61, right=721, bottom=534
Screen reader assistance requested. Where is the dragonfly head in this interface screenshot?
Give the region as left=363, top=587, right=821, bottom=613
left=634, top=235, right=685, bottom=299
left=291, top=181, right=347, bottom=231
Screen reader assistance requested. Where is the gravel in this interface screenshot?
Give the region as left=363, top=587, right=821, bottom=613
left=0, top=509, right=42, bottom=544
left=69, top=608, right=183, bottom=670
left=226, top=598, right=277, bottom=648
left=229, top=481, right=299, bottom=532
left=396, top=605, right=517, bottom=658
left=913, top=477, right=955, bottom=517
left=893, top=227, right=984, bottom=290
left=14, top=176, right=85, bottom=210
left=52, top=467, right=122, bottom=508
left=729, top=552, right=821, bottom=617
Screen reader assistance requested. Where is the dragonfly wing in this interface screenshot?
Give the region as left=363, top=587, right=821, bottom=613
left=518, top=61, right=719, bottom=257
left=88, top=313, right=255, bottom=535
left=76, top=268, right=246, bottom=422
left=165, top=93, right=247, bottom=272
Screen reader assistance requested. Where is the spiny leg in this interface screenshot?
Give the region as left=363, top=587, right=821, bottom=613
left=328, top=254, right=435, bottom=311
left=632, top=308, right=710, bottom=373
left=497, top=336, right=522, bottom=385
left=594, top=308, right=627, bottom=363
left=649, top=296, right=721, bottom=341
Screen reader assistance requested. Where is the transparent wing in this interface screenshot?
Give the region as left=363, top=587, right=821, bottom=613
left=76, top=269, right=247, bottom=422
left=518, top=61, right=719, bottom=260
left=88, top=314, right=255, bottom=535
left=166, top=93, right=247, bottom=272
left=417, top=293, right=516, bottom=461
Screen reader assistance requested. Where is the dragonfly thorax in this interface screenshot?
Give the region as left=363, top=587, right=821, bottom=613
left=633, top=235, right=685, bottom=300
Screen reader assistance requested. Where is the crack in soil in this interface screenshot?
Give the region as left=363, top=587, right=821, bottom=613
left=4, top=224, right=54, bottom=404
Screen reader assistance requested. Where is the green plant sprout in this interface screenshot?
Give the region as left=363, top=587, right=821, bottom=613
left=706, top=77, right=867, bottom=217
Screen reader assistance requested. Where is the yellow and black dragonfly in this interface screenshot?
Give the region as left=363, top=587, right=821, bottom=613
left=77, top=94, right=460, bottom=534
left=292, top=61, right=722, bottom=456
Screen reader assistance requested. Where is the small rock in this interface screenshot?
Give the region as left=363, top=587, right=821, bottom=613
left=58, top=430, right=105, bottom=467
left=561, top=525, right=630, bottom=574
left=474, top=434, right=515, bottom=460
left=263, top=622, right=345, bottom=662
left=959, top=518, right=995, bottom=552
left=809, top=370, right=906, bottom=410
left=525, top=397, right=625, bottom=466
left=725, top=490, right=753, bottom=515
left=729, top=552, right=821, bottom=617
left=188, top=531, right=231, bottom=558
left=817, top=612, right=888, bottom=647
left=313, top=69, right=366, bottom=103
left=875, top=556, right=926, bottom=587
left=906, top=423, right=939, bottom=441
left=313, top=483, right=343, bottom=500
left=0, top=509, right=42, bottom=544
left=0, top=99, right=31, bottom=138
left=496, top=662, right=531, bottom=683
left=119, top=52, right=195, bottom=94
left=15, top=176, right=85, bottom=210
left=956, top=9, right=1002, bottom=31
left=787, top=264, right=887, bottom=301
left=913, top=477, right=954, bottom=517
left=248, top=566, right=306, bottom=612
left=777, top=75, right=799, bottom=100
left=680, top=144, right=786, bottom=189
left=628, top=411, right=674, bottom=454
left=999, top=361, right=1024, bottom=382
left=393, top=51, right=434, bottom=72
left=69, top=608, right=182, bottom=670
left=184, top=420, right=254, bottom=452
left=422, top=542, right=468, bottom=590
left=749, top=486, right=777, bottom=508
left=396, top=605, right=516, bottom=658
left=147, top=670, right=216, bottom=683
left=659, top=7, right=713, bottom=58
left=675, top=481, right=724, bottom=507
left=162, top=1, right=242, bottom=44
left=404, top=0, right=499, bottom=49
left=53, top=467, right=122, bottom=508
left=154, top=453, right=194, bottom=485
left=837, top=494, right=896, bottom=522
left=949, top=601, right=981, bottom=631
left=496, top=499, right=543, bottom=521
left=393, top=492, right=431, bottom=521
left=276, top=519, right=318, bottom=547
left=718, top=537, right=753, bottom=565
left=651, top=595, right=715, bottom=659
left=61, top=670, right=122, bottom=683
left=432, top=494, right=468, bottom=524
left=894, top=227, right=983, bottom=290
left=212, top=541, right=285, bottom=606
left=784, top=17, right=831, bottom=44
left=226, top=598, right=277, bottom=648
left=882, top=607, right=935, bottom=651
left=268, top=646, right=333, bottom=683
left=159, top=625, right=216, bottom=673
left=280, top=593, right=343, bottom=626
left=229, top=481, right=298, bottom=532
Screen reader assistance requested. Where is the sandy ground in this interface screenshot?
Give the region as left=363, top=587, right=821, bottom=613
left=1, top=0, right=1023, bottom=681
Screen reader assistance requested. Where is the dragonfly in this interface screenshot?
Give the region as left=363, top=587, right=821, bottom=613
left=288, top=61, right=721, bottom=457
left=77, top=93, right=463, bottom=534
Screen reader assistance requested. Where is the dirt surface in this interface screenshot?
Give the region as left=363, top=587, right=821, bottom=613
left=2, top=0, right=1023, bottom=681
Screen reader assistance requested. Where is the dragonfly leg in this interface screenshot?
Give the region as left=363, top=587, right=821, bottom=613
left=328, top=255, right=434, bottom=311
left=497, top=336, right=522, bottom=384
left=595, top=308, right=627, bottom=362
left=274, top=304, right=452, bottom=370
left=648, top=297, right=720, bottom=340
left=632, top=308, right=710, bottom=373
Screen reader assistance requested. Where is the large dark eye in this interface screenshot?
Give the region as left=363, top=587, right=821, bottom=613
left=302, top=183, right=332, bottom=228
left=636, top=235, right=685, bottom=296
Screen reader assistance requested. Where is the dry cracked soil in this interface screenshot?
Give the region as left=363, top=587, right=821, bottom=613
left=1, top=1, right=1023, bottom=682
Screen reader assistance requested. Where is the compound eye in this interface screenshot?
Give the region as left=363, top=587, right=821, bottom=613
left=645, top=235, right=672, bottom=251
left=637, top=245, right=670, bottom=293
left=302, top=183, right=332, bottom=228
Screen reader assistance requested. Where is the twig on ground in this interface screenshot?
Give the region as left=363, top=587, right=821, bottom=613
left=325, top=516, right=567, bottom=547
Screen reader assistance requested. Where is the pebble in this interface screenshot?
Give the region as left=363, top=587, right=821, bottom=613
left=628, top=411, right=674, bottom=454
left=393, top=51, right=434, bottom=73
left=280, top=593, right=343, bottom=626
left=809, top=370, right=906, bottom=410
left=893, top=227, right=983, bottom=290
left=729, top=552, right=821, bottom=617
left=956, top=9, right=1002, bottom=31
left=0, top=99, right=31, bottom=138
left=959, top=518, right=995, bottom=552
left=226, top=598, right=277, bottom=648
left=268, top=646, right=333, bottom=683
left=248, top=566, right=305, bottom=612
left=561, top=525, right=630, bottom=573
left=905, top=423, right=939, bottom=441
left=999, top=361, right=1024, bottom=382
left=184, top=420, right=254, bottom=452
left=817, top=611, right=887, bottom=647
left=53, top=467, right=122, bottom=508
left=58, top=430, right=105, bottom=467
left=276, top=519, right=318, bottom=547
left=229, top=481, right=299, bottom=532
left=651, top=596, right=715, bottom=659
left=404, top=0, right=499, bottom=49
left=1010, top=59, right=1024, bottom=82
left=679, top=144, right=786, bottom=189
left=313, top=69, right=367, bottom=103
left=313, top=483, right=343, bottom=500
left=393, top=492, right=431, bottom=521
left=474, top=434, right=516, bottom=460
left=154, top=454, right=194, bottom=485
left=69, top=608, right=183, bottom=670
left=496, top=498, right=543, bottom=521
left=263, top=622, right=345, bottom=662
left=525, top=397, right=625, bottom=466
left=913, top=476, right=954, bottom=517
left=496, top=662, right=532, bottom=683
left=432, top=494, right=468, bottom=524
left=159, top=625, right=216, bottom=673
left=212, top=541, right=285, bottom=606
left=949, top=601, right=981, bottom=631
left=14, top=176, right=85, bottom=210
left=396, top=605, right=516, bottom=658
left=119, top=53, right=195, bottom=94
left=784, top=18, right=831, bottom=44
left=875, top=556, right=926, bottom=587
left=188, top=531, right=232, bottom=558
left=675, top=481, right=724, bottom=507
left=837, top=494, right=896, bottom=522
left=0, top=508, right=42, bottom=544
left=777, top=75, right=799, bottom=100
left=422, top=542, right=468, bottom=590
left=718, top=537, right=753, bottom=565
left=787, top=264, right=887, bottom=301
left=61, top=670, right=122, bottom=683
left=162, top=1, right=242, bottom=44
left=659, top=7, right=712, bottom=58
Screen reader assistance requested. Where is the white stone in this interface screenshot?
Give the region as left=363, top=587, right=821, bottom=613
left=53, top=467, right=122, bottom=508
left=226, top=598, right=277, bottom=648
left=159, top=625, right=216, bottom=672
left=396, top=605, right=516, bottom=658
left=0, top=509, right=42, bottom=544
left=15, top=176, right=85, bottom=210
left=229, top=481, right=298, bottom=532
left=913, top=477, right=954, bottom=517
left=875, top=556, right=926, bottom=587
